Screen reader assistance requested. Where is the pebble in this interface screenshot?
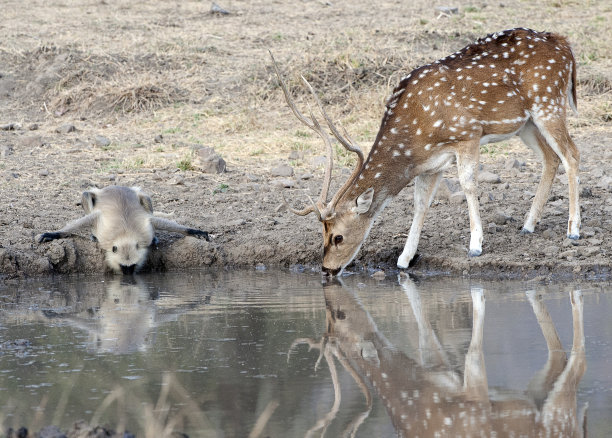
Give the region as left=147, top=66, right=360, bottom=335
left=211, top=2, right=230, bottom=14
left=505, top=158, right=524, bottom=170
left=448, top=191, right=466, bottom=204
left=39, top=169, right=49, bottom=177
left=559, top=249, right=578, bottom=260
left=436, top=6, right=459, bottom=14
left=1, top=145, right=13, bottom=158
left=371, top=270, right=386, bottom=279
left=478, top=171, right=501, bottom=184
left=299, top=173, right=314, bottom=180
left=487, top=222, right=499, bottom=233
left=493, top=210, right=513, bottom=225
left=56, top=124, right=76, bottom=134
left=154, top=134, right=164, bottom=143
left=0, top=122, right=21, bottom=131
left=19, top=135, right=44, bottom=148
left=94, top=135, right=111, bottom=147
left=196, top=146, right=226, bottom=173
left=311, top=156, right=327, bottom=167
left=28, top=123, right=39, bottom=130
left=271, top=178, right=295, bottom=188
left=270, top=164, right=294, bottom=177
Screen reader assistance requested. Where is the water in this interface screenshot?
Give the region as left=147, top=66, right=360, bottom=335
left=0, top=271, right=611, bottom=437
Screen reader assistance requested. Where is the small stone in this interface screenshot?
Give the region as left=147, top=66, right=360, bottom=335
left=228, top=219, right=246, bottom=227
left=371, top=270, right=386, bottom=279
left=272, top=178, right=295, bottom=188
left=580, top=246, right=600, bottom=257
left=436, top=6, right=459, bottom=14
left=542, top=229, right=556, bottom=239
left=559, top=249, right=578, bottom=260
left=28, top=123, right=39, bottom=130
left=56, top=124, right=76, bottom=134
left=299, top=173, right=314, bottom=180
left=587, top=238, right=602, bottom=246
left=580, top=187, right=593, bottom=198
left=311, top=156, right=327, bottom=167
left=196, top=146, right=226, bottom=174
left=270, top=164, right=294, bottom=177
left=19, top=135, right=44, bottom=148
left=505, top=158, right=523, bottom=170
left=94, top=135, right=111, bottom=147
left=0, top=122, right=21, bottom=131
left=255, top=263, right=267, bottom=271
left=288, top=150, right=303, bottom=160
left=211, top=2, right=230, bottom=14
left=493, top=210, right=513, bottom=225
left=479, top=171, right=501, bottom=184
left=437, top=178, right=461, bottom=200
left=487, top=222, right=499, bottom=233
left=245, top=173, right=260, bottom=182
left=154, top=134, right=164, bottom=143
left=1, top=145, right=13, bottom=158
left=38, top=425, right=67, bottom=438
left=39, top=169, right=49, bottom=177
left=169, top=176, right=185, bottom=185
left=596, top=176, right=612, bottom=190
left=448, top=191, right=466, bottom=204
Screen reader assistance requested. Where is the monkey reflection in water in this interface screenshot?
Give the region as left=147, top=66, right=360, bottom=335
left=36, top=186, right=209, bottom=274
left=289, top=277, right=586, bottom=437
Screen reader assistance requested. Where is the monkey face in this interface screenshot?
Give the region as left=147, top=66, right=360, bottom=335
left=104, top=235, right=150, bottom=274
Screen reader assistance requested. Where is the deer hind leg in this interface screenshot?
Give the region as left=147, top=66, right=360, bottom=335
left=518, top=121, right=561, bottom=234
left=525, top=290, right=567, bottom=409
left=532, top=117, right=580, bottom=239
left=540, top=290, right=586, bottom=431
left=455, top=143, right=483, bottom=257
left=397, top=171, right=443, bottom=268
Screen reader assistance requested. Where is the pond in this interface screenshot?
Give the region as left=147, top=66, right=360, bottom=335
left=1, top=271, right=611, bottom=437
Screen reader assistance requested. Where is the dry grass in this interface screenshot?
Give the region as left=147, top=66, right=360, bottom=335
left=1, top=0, right=611, bottom=170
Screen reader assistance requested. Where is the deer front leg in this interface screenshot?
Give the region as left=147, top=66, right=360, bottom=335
left=456, top=144, right=483, bottom=257
left=463, top=287, right=488, bottom=400
left=397, top=171, right=443, bottom=268
left=150, top=217, right=210, bottom=241
left=36, top=212, right=100, bottom=243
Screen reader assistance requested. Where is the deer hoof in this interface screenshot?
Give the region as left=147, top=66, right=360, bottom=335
left=520, top=227, right=533, bottom=235
left=468, top=249, right=482, bottom=257
left=568, top=233, right=580, bottom=240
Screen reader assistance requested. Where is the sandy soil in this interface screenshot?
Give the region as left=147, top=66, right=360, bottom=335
left=1, top=0, right=611, bottom=281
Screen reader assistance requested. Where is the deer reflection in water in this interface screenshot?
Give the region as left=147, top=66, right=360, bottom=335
left=290, top=277, right=587, bottom=437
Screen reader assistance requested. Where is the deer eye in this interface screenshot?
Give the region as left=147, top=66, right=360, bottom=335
left=334, top=235, right=343, bottom=245
left=112, top=246, right=118, bottom=253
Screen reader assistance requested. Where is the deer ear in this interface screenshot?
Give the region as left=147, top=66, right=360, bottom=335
left=353, top=188, right=374, bottom=214
left=138, top=191, right=154, bottom=214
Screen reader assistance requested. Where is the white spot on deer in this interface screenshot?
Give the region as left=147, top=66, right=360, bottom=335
left=433, top=120, right=443, bottom=128
left=390, top=128, right=398, bottom=135
left=398, top=143, right=405, bottom=149
left=548, top=59, right=556, bottom=63
left=533, top=84, right=539, bottom=91
left=375, top=172, right=381, bottom=179
left=416, top=128, right=422, bottom=135
left=404, top=150, right=412, bottom=157
left=393, top=150, right=400, bottom=157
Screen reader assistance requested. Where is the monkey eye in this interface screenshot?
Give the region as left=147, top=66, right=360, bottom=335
left=334, top=235, right=343, bottom=245
left=112, top=246, right=118, bottom=253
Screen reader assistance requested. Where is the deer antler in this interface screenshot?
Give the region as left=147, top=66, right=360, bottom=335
left=270, top=51, right=365, bottom=221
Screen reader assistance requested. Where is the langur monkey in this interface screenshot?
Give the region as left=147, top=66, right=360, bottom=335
left=36, top=186, right=209, bottom=274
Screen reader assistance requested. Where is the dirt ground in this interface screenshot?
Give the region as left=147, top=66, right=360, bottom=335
left=1, top=0, right=611, bottom=281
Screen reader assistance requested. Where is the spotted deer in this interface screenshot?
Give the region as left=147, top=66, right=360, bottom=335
left=274, top=28, right=579, bottom=275
left=290, top=278, right=586, bottom=436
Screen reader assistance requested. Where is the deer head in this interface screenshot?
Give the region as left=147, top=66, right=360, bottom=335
left=273, top=28, right=580, bottom=276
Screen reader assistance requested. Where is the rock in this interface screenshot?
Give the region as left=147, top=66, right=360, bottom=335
left=56, top=124, right=76, bottom=134
left=28, top=123, right=39, bottom=130
left=227, top=219, right=246, bottom=227
left=371, top=270, right=386, bottom=279
left=288, top=150, right=303, bottom=160
left=448, top=191, right=466, bottom=204
left=505, top=158, right=523, bottom=170
left=0, top=122, right=21, bottom=131
left=245, top=173, right=260, bottom=182
left=580, top=187, right=593, bottom=198
left=542, top=229, right=556, bottom=239
left=559, top=249, right=578, bottom=260
left=596, top=176, right=612, bottom=190
left=19, top=135, right=44, bottom=148
left=255, top=263, right=267, bottom=271
left=196, top=146, right=226, bottom=174
left=580, top=246, right=600, bottom=257
left=1, top=144, right=13, bottom=158
left=154, top=134, right=164, bottom=143
left=39, top=169, right=49, bottom=177
left=169, top=175, right=185, bottom=185
left=492, top=210, right=513, bottom=225
left=38, top=425, right=67, bottom=438
left=270, top=164, right=294, bottom=177
left=436, top=6, right=459, bottom=14
left=479, top=170, right=501, bottom=184
left=299, top=173, right=314, bottom=180
left=437, top=178, right=461, bottom=200
left=211, top=2, right=230, bottom=14
left=487, top=222, right=500, bottom=233
left=311, top=156, right=328, bottom=167
left=94, top=135, right=111, bottom=147
left=272, top=178, right=295, bottom=188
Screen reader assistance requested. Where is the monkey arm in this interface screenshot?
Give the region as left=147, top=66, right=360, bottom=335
left=36, top=212, right=100, bottom=243
left=150, top=217, right=210, bottom=241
